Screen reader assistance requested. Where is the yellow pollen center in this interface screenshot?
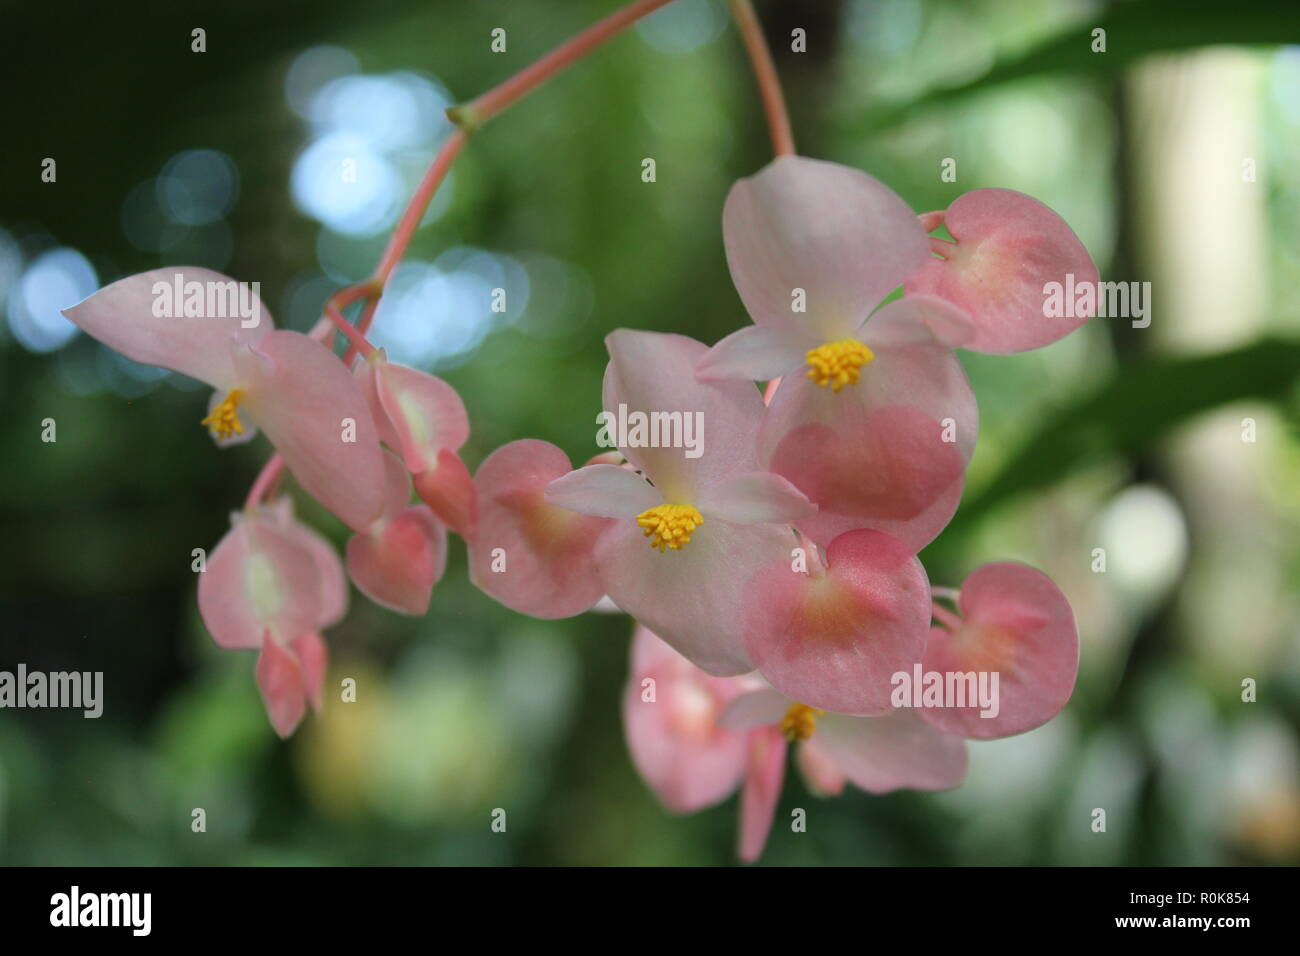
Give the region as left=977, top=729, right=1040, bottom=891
left=805, top=339, right=874, bottom=392
left=201, top=389, right=246, bottom=440
left=636, top=503, right=704, bottom=552
left=781, top=702, right=823, bottom=742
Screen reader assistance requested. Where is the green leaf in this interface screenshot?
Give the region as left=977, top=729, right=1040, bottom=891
left=849, top=0, right=1300, bottom=134
left=949, top=337, right=1300, bottom=532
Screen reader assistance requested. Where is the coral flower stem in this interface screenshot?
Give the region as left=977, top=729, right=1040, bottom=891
left=931, top=601, right=964, bottom=632
left=449, top=0, right=679, bottom=131
left=729, top=0, right=796, bottom=157
left=372, top=130, right=467, bottom=288
left=245, top=454, right=286, bottom=509
left=324, top=302, right=377, bottom=358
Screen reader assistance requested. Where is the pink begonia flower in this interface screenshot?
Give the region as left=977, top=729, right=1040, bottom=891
left=198, top=500, right=345, bottom=737
left=355, top=350, right=477, bottom=538
left=906, top=189, right=1100, bottom=354
left=920, top=562, right=1079, bottom=739
left=346, top=450, right=447, bottom=615
left=696, top=157, right=977, bottom=551
left=722, top=686, right=969, bottom=862
left=468, top=440, right=614, bottom=619
left=545, top=330, right=814, bottom=675
left=741, top=529, right=931, bottom=715
left=63, top=268, right=386, bottom=531
left=623, top=625, right=760, bottom=813
left=622, top=627, right=965, bottom=863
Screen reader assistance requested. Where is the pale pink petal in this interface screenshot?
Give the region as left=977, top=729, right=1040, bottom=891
left=791, top=475, right=963, bottom=555
left=256, top=636, right=307, bottom=738
left=346, top=505, right=447, bottom=615
left=413, top=448, right=478, bottom=539
left=375, top=446, right=415, bottom=518
left=61, top=268, right=271, bottom=391
left=354, top=355, right=402, bottom=452
left=269, top=508, right=349, bottom=630
left=468, top=440, right=613, bottom=619
left=623, top=626, right=750, bottom=814
left=738, top=726, right=787, bottom=863
left=919, top=562, right=1079, bottom=739
left=236, top=330, right=386, bottom=531
left=719, top=688, right=790, bottom=731
left=859, top=294, right=975, bottom=349
left=797, top=738, right=847, bottom=797
left=694, top=471, right=815, bottom=525
left=370, top=356, right=470, bottom=472
left=764, top=320, right=978, bottom=467
left=544, top=464, right=662, bottom=518
left=602, top=330, right=765, bottom=502
left=695, top=325, right=818, bottom=382
left=762, top=386, right=966, bottom=552
left=597, top=518, right=793, bottom=676
left=905, top=188, right=1099, bottom=353
left=743, top=529, right=930, bottom=715
left=198, top=514, right=320, bottom=650
left=291, top=632, right=329, bottom=712
left=724, top=156, right=929, bottom=340
left=814, top=708, right=968, bottom=793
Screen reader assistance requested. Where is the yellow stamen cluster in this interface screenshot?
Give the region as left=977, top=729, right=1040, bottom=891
left=636, top=503, right=704, bottom=552
left=781, top=702, right=824, bottom=742
left=201, top=388, right=246, bottom=440
left=805, top=339, right=875, bottom=392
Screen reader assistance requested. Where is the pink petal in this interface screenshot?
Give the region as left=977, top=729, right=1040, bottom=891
left=375, top=447, right=415, bottom=518
left=603, top=330, right=765, bottom=503
left=743, top=529, right=930, bottom=715
left=271, top=510, right=349, bottom=630
left=413, top=448, right=478, bottom=539
left=61, top=268, right=271, bottom=391
left=737, top=726, right=787, bottom=863
left=763, top=389, right=966, bottom=552
left=905, top=188, right=1099, bottom=353
left=724, top=156, right=928, bottom=340
left=814, top=708, right=968, bottom=793
left=791, top=475, right=963, bottom=556
left=919, top=562, right=1079, bottom=739
left=719, top=688, right=790, bottom=731
left=694, top=471, right=815, bottom=525
left=291, top=632, right=329, bottom=712
left=198, top=514, right=321, bottom=650
left=623, top=626, right=751, bottom=814
left=765, top=316, right=978, bottom=466
left=256, top=635, right=307, bottom=738
left=468, top=440, right=613, bottom=619
left=596, top=518, right=793, bottom=677
left=796, top=738, right=847, bottom=797
left=346, top=504, right=447, bottom=615
left=695, top=325, right=817, bottom=382
left=860, top=294, right=975, bottom=350
left=237, top=330, right=386, bottom=532
left=364, top=355, right=470, bottom=472
left=544, top=464, right=662, bottom=518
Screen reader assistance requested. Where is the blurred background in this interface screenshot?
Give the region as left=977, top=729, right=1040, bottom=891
left=1, top=0, right=1298, bottom=865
